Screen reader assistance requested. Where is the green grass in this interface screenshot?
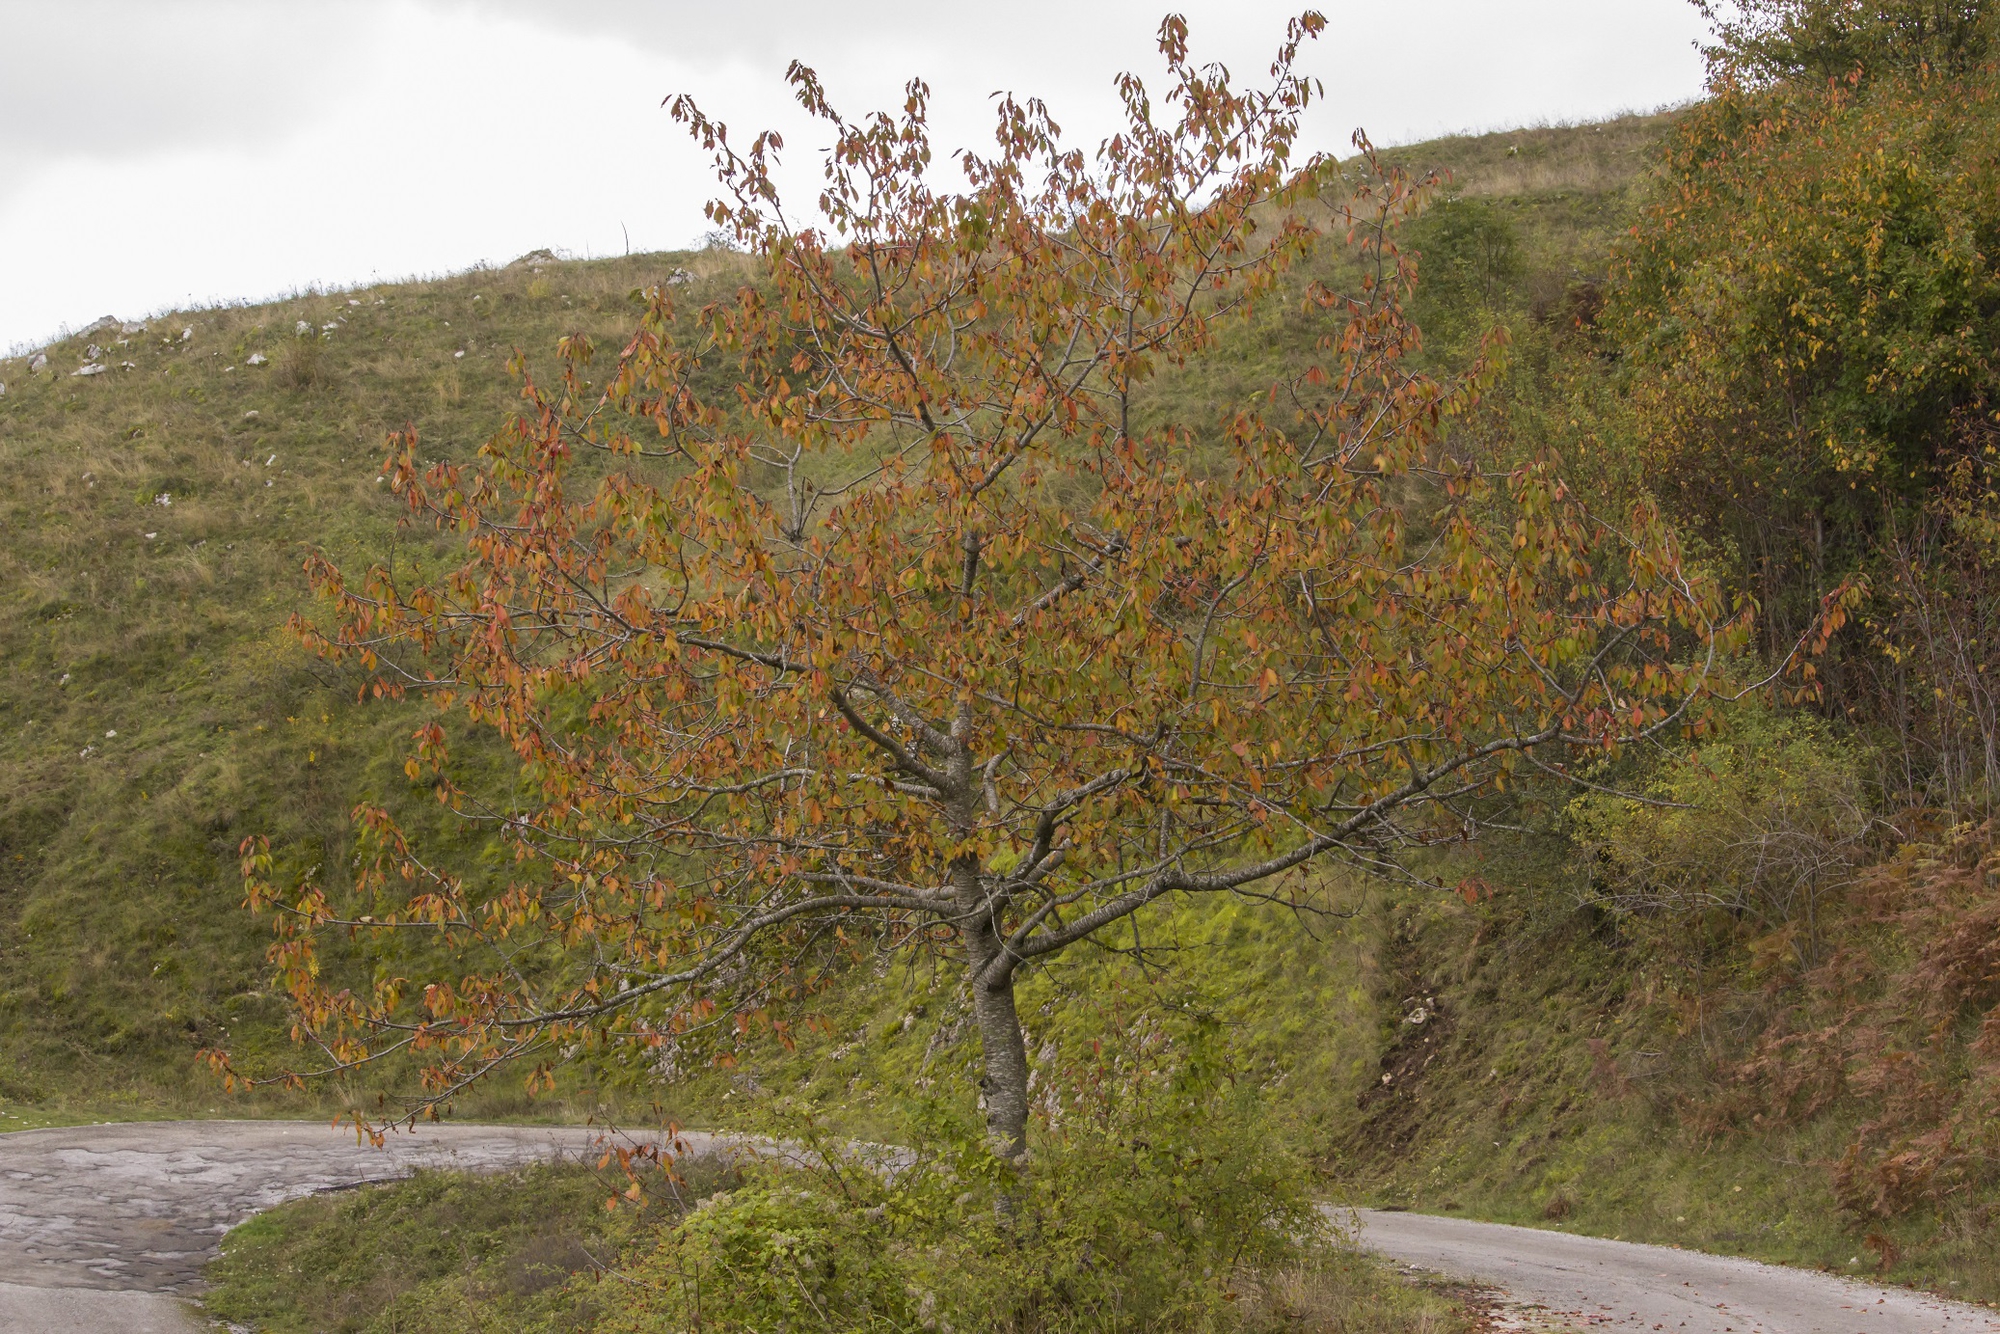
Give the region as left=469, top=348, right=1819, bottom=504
left=0, top=246, right=748, bottom=1122
left=202, top=1159, right=734, bottom=1334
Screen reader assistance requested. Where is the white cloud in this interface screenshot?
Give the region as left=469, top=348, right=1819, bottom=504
left=0, top=0, right=1710, bottom=353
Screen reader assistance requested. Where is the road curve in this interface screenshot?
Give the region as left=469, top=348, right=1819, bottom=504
left=1354, top=1207, right=1999, bottom=1334
left=6, top=1123, right=1996, bottom=1334
left=0, top=1119, right=720, bottom=1333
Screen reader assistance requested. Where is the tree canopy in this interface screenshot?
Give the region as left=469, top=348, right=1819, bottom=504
left=228, top=14, right=1766, bottom=1160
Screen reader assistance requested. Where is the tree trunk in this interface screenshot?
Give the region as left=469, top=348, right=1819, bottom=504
left=969, top=943, right=1030, bottom=1165
left=954, top=857, right=1030, bottom=1165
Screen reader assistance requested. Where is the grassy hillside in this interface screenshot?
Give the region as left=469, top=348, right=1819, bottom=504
left=0, top=247, right=746, bottom=1123
left=12, top=96, right=1994, bottom=1323
left=0, top=115, right=1666, bottom=1125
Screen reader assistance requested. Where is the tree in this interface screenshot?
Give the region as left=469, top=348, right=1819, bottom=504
left=1696, top=0, right=1996, bottom=86
left=1612, top=7, right=2000, bottom=780
left=231, top=13, right=1756, bottom=1166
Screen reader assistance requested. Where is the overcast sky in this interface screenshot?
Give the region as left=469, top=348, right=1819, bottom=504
left=0, top=1, right=1711, bottom=354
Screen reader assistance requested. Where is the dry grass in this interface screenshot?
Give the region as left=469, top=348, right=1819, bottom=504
left=1375, top=111, right=1682, bottom=201
left=1231, top=1256, right=1487, bottom=1333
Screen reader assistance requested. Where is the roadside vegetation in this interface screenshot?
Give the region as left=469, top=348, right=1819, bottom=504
left=7, top=0, right=2000, bottom=1326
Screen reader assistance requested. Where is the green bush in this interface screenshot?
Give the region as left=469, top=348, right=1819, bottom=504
left=603, top=1018, right=1330, bottom=1333
left=1566, top=706, right=1872, bottom=962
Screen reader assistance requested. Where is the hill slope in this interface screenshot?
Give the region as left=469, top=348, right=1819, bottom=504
left=0, top=248, right=745, bottom=1121
left=0, top=116, right=1668, bottom=1121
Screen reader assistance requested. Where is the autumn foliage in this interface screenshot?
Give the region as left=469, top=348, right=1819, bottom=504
left=229, top=14, right=1751, bottom=1156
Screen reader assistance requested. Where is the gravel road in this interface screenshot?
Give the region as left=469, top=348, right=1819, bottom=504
left=1355, top=1207, right=2000, bottom=1333
left=4, top=1122, right=1996, bottom=1333
left=0, top=1119, right=715, bottom=1332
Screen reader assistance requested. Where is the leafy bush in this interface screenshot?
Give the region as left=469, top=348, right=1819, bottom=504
left=1568, top=707, right=1874, bottom=961
left=601, top=1019, right=1332, bottom=1333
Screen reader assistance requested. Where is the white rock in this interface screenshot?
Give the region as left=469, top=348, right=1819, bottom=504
left=295, top=320, right=312, bottom=336
left=29, top=353, right=47, bottom=372
left=265, top=454, right=276, bottom=466
left=84, top=344, right=103, bottom=361
left=348, top=299, right=361, bottom=306
left=105, top=729, right=117, bottom=738
left=0, top=383, right=6, bottom=397
left=321, top=323, right=337, bottom=332
left=144, top=532, right=157, bottom=540
left=120, top=361, right=136, bottom=370
left=246, top=353, right=268, bottom=366
left=244, top=411, right=259, bottom=420
left=154, top=493, right=172, bottom=507
left=180, top=327, right=193, bottom=341
left=454, top=350, right=465, bottom=359
left=72, top=364, right=108, bottom=377
left=121, top=321, right=146, bottom=335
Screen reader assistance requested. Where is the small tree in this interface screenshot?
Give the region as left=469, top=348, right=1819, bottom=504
left=235, top=14, right=1753, bottom=1163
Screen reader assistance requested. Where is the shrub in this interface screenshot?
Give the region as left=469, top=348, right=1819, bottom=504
left=1567, top=706, right=1874, bottom=962
left=600, top=1019, right=1330, bottom=1333
left=275, top=331, right=325, bottom=390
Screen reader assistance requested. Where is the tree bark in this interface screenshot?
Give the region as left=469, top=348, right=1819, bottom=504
left=954, top=856, right=1030, bottom=1165
left=969, top=937, right=1030, bottom=1165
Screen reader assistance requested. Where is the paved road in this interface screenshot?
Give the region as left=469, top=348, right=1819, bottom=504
left=0, top=1119, right=717, bottom=1332
left=1355, top=1208, right=2000, bottom=1333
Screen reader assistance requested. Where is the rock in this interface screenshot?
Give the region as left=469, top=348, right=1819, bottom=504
left=295, top=320, right=312, bottom=336
left=84, top=315, right=120, bottom=335
left=511, top=247, right=558, bottom=267
left=180, top=327, right=193, bottom=341
left=120, top=361, right=136, bottom=370
left=121, top=321, right=147, bottom=335
left=29, top=353, right=47, bottom=373
left=453, top=350, right=465, bottom=359
left=71, top=364, right=108, bottom=377
left=246, top=353, right=268, bottom=366
left=84, top=344, right=103, bottom=361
